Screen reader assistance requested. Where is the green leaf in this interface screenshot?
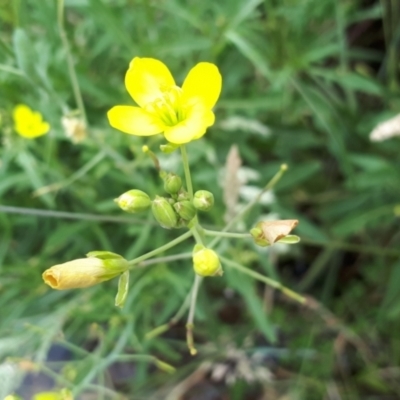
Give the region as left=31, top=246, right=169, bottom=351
left=115, top=271, right=130, bottom=308
left=12, top=28, right=36, bottom=78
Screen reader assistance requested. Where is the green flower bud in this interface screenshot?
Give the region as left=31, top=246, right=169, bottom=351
left=177, top=189, right=190, bottom=201
left=164, top=173, right=182, bottom=195
left=160, top=143, right=179, bottom=153
left=115, top=189, right=151, bottom=213
left=192, top=246, right=222, bottom=277
left=250, top=226, right=269, bottom=247
left=193, top=190, right=214, bottom=211
left=152, top=196, right=178, bottom=229
left=42, top=252, right=129, bottom=290
left=174, top=200, right=196, bottom=221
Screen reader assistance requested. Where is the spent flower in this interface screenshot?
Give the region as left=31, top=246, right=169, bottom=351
left=108, top=57, right=222, bottom=144
left=42, top=252, right=129, bottom=290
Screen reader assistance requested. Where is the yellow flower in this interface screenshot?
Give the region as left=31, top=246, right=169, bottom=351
left=13, top=104, right=50, bottom=139
left=107, top=57, right=222, bottom=144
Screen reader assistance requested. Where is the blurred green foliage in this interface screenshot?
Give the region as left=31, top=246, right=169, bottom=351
left=1, top=0, right=400, bottom=398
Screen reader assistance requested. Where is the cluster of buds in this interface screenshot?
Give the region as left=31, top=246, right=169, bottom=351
left=114, top=171, right=215, bottom=230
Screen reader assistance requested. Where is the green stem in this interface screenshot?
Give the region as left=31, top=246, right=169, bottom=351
left=180, top=145, right=193, bottom=199
left=114, top=354, right=175, bottom=373
left=220, top=256, right=305, bottom=304
left=57, top=0, right=87, bottom=125
left=138, top=252, right=192, bottom=268
left=127, top=230, right=193, bottom=266
left=210, top=164, right=288, bottom=248
left=204, top=229, right=251, bottom=239
left=186, top=274, right=202, bottom=355
left=145, top=287, right=192, bottom=339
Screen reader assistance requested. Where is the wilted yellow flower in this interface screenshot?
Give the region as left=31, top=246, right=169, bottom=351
left=42, top=252, right=129, bottom=290
left=61, top=115, right=86, bottom=143
left=193, top=246, right=222, bottom=277
left=107, top=57, right=222, bottom=144
left=13, top=104, right=50, bottom=138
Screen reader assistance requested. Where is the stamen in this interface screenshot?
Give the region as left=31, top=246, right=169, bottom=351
left=145, top=86, right=185, bottom=126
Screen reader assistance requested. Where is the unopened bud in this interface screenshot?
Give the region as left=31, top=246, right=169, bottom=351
left=250, top=226, right=269, bottom=247
left=174, top=200, right=196, bottom=221
left=152, top=196, right=178, bottom=229
left=177, top=189, right=190, bottom=201
left=192, top=245, right=222, bottom=277
left=164, top=173, right=182, bottom=195
left=115, top=189, right=151, bottom=213
left=42, top=252, right=129, bottom=290
left=160, top=143, right=179, bottom=153
left=193, top=190, right=214, bottom=211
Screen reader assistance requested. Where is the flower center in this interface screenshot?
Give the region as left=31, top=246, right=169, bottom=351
left=145, top=86, right=185, bottom=126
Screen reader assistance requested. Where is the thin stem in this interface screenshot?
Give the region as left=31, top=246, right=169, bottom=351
left=57, top=0, right=87, bottom=125
left=204, top=229, right=251, bottom=239
left=0, top=205, right=151, bottom=225
left=114, top=354, right=176, bottom=373
left=186, top=274, right=202, bottom=355
left=127, top=230, right=193, bottom=266
left=220, top=256, right=306, bottom=304
left=145, top=288, right=192, bottom=339
left=138, top=252, right=192, bottom=268
left=210, top=164, right=288, bottom=248
left=180, top=145, right=193, bottom=199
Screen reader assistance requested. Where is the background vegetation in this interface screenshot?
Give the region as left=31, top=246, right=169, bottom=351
left=1, top=0, right=400, bottom=398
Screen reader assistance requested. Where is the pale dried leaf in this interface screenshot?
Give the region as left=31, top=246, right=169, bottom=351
left=223, top=145, right=242, bottom=222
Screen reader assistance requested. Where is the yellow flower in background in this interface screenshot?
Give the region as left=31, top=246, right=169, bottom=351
left=107, top=57, right=222, bottom=144
left=13, top=104, right=50, bottom=138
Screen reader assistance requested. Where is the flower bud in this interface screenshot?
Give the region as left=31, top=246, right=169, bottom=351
left=42, top=252, right=129, bottom=290
left=163, top=173, right=182, bottom=195
left=174, top=200, right=196, bottom=221
left=250, top=226, right=269, bottom=247
left=115, top=189, right=151, bottom=213
left=177, top=189, right=190, bottom=201
left=160, top=143, right=179, bottom=153
left=151, top=196, right=178, bottom=229
left=193, top=190, right=214, bottom=212
left=192, top=246, right=222, bottom=277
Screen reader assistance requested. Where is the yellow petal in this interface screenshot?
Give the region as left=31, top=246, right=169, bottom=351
left=108, top=105, right=165, bottom=136
left=125, top=58, right=175, bottom=108
left=13, top=104, right=33, bottom=120
left=192, top=110, right=215, bottom=140
left=164, top=105, right=213, bottom=144
left=182, top=62, right=222, bottom=109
